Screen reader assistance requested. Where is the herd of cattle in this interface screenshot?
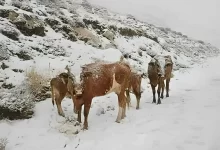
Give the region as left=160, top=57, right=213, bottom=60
left=50, top=55, right=173, bottom=130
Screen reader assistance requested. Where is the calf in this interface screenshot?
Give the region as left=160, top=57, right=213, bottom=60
left=73, top=60, right=131, bottom=130
left=50, top=67, right=80, bottom=121
left=126, top=71, right=143, bottom=109
left=148, top=55, right=173, bottom=104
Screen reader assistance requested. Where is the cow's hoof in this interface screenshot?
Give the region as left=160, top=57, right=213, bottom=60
left=115, top=120, right=121, bottom=123
left=157, top=101, right=161, bottom=105
left=59, top=112, right=65, bottom=117
left=83, top=126, right=88, bottom=130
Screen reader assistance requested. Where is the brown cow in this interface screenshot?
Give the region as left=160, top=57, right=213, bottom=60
left=126, top=71, right=143, bottom=109
left=148, top=55, right=173, bottom=104
left=50, top=66, right=82, bottom=122
left=72, top=60, right=131, bottom=130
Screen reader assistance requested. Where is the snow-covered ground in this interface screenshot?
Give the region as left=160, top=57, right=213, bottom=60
left=1, top=54, right=220, bottom=150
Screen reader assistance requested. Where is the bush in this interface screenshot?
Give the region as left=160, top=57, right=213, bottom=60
left=0, top=138, right=8, bottom=150
left=25, top=67, right=51, bottom=101
left=0, top=83, right=35, bottom=120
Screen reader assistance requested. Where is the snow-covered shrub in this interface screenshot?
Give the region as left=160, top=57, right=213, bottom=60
left=25, top=67, right=51, bottom=101
left=0, top=137, right=8, bottom=150
left=0, top=82, right=35, bottom=120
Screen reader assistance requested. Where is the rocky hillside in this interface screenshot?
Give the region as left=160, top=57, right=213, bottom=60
left=0, top=0, right=219, bottom=120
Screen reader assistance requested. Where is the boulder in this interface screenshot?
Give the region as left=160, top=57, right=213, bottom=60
left=0, top=0, right=5, bottom=5
left=103, top=30, right=115, bottom=41
left=75, top=27, right=102, bottom=48
left=0, top=27, right=20, bottom=41
left=0, top=85, right=35, bottom=120
left=10, top=14, right=45, bottom=36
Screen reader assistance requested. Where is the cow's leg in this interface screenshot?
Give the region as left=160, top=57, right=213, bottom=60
left=122, top=93, right=127, bottom=119
left=77, top=106, right=82, bottom=123
left=166, top=78, right=170, bottom=97
left=161, top=80, right=165, bottom=99
left=56, top=97, right=65, bottom=117
left=134, top=89, right=141, bottom=109
left=83, top=100, right=91, bottom=130
left=136, top=93, right=141, bottom=109
left=157, top=82, right=162, bottom=105
left=151, top=84, right=156, bottom=103
left=125, top=89, right=131, bottom=108
left=116, top=93, right=124, bottom=123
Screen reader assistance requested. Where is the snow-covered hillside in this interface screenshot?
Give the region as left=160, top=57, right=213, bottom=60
left=0, top=0, right=220, bottom=149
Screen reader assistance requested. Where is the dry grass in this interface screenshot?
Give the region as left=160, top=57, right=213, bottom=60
left=25, top=66, right=51, bottom=98
left=0, top=138, right=8, bottom=150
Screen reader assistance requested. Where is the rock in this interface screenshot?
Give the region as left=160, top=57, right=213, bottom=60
left=10, top=13, right=45, bottom=36
left=1, top=63, right=9, bottom=70
left=83, top=19, right=106, bottom=34
left=45, top=18, right=61, bottom=30
left=146, top=48, right=157, bottom=58
left=75, top=27, right=102, bottom=48
left=1, top=83, right=15, bottom=89
left=59, top=16, right=70, bottom=24
left=20, top=5, right=33, bottom=12
left=103, top=30, right=115, bottom=41
left=0, top=85, right=35, bottom=120
left=0, top=9, right=17, bottom=18
left=8, top=11, right=19, bottom=21
left=61, top=25, right=73, bottom=34
left=68, top=32, right=77, bottom=42
left=0, top=43, right=10, bottom=61
left=0, top=0, right=5, bottom=5
left=15, top=51, right=32, bottom=60
left=119, top=27, right=138, bottom=37
left=11, top=0, right=22, bottom=8
left=0, top=28, right=20, bottom=41
left=139, top=45, right=146, bottom=51
left=12, top=69, right=24, bottom=73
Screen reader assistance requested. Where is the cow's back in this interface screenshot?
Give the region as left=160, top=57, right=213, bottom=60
left=50, top=77, right=67, bottom=96
left=80, top=62, right=131, bottom=97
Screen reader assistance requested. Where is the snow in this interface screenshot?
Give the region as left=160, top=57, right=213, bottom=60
left=1, top=54, right=220, bottom=150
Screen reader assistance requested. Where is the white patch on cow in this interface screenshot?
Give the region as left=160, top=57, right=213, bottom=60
left=154, top=55, right=166, bottom=76
left=106, top=73, right=121, bottom=94
left=116, top=107, right=123, bottom=122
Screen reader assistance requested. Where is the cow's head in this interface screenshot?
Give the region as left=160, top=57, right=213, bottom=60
left=148, top=59, right=161, bottom=76
left=73, top=83, right=84, bottom=114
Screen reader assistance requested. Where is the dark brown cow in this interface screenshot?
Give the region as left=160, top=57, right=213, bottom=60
left=148, top=55, right=173, bottom=104
left=126, top=71, right=143, bottom=109
left=73, top=60, right=131, bottom=130
left=50, top=66, right=81, bottom=121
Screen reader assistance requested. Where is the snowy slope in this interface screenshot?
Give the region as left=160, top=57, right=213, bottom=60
left=1, top=53, right=220, bottom=150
